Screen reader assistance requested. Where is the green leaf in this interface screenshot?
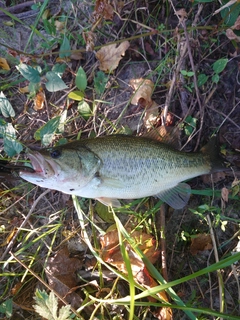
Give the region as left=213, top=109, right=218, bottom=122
left=68, top=90, right=84, bottom=101
left=220, top=0, right=240, bottom=26
left=16, top=63, right=41, bottom=83
left=4, top=123, right=23, bottom=156
left=212, top=74, right=220, bottom=83
left=52, top=63, right=66, bottom=77
left=180, top=70, right=187, bottom=76
left=75, top=66, right=87, bottom=91
left=94, top=71, right=108, bottom=94
left=34, top=289, right=71, bottom=320
left=212, top=58, right=228, bottom=74
left=197, top=73, right=208, bottom=87
left=0, top=92, right=15, bottom=117
left=59, top=35, right=71, bottom=58
left=34, top=116, right=61, bottom=146
left=45, top=71, right=68, bottom=92
left=78, top=101, right=92, bottom=120
left=0, top=298, right=13, bottom=318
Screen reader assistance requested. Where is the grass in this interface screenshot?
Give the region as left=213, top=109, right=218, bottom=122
left=0, top=0, right=240, bottom=319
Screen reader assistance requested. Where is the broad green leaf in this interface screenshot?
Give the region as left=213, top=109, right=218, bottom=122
left=59, top=35, right=71, bottom=58
left=52, top=63, right=66, bottom=77
left=68, top=90, right=84, bottom=101
left=180, top=70, right=187, bottom=76
left=197, top=73, right=208, bottom=87
left=78, top=101, right=92, bottom=120
left=186, top=71, right=194, bottom=77
left=4, top=123, right=23, bottom=156
left=212, top=74, right=220, bottom=83
left=16, top=63, right=41, bottom=83
left=34, top=116, right=61, bottom=146
left=45, top=71, right=68, bottom=92
left=212, top=58, right=228, bottom=74
left=75, top=66, right=87, bottom=91
left=0, top=298, right=13, bottom=318
left=220, top=0, right=240, bottom=26
left=0, top=92, right=15, bottom=117
left=94, top=71, right=108, bottom=94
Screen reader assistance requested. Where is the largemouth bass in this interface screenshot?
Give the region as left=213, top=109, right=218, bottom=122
left=19, top=135, right=225, bottom=209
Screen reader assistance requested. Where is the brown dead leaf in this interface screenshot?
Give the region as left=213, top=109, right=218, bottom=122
left=83, top=31, right=97, bottom=52
left=226, top=29, right=240, bottom=42
left=0, top=57, right=10, bottom=70
left=100, top=228, right=160, bottom=275
left=46, top=246, right=83, bottom=308
left=100, top=227, right=171, bottom=317
left=175, top=8, right=188, bottom=20
left=96, top=41, right=130, bottom=72
left=143, top=100, right=159, bottom=129
left=33, top=89, right=45, bottom=111
left=202, top=171, right=226, bottom=185
left=130, top=78, right=154, bottom=106
left=221, top=187, right=229, bottom=203
left=94, top=0, right=114, bottom=21
left=190, top=234, right=212, bottom=255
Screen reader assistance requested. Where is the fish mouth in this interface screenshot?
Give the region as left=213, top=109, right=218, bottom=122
left=19, top=152, right=58, bottom=179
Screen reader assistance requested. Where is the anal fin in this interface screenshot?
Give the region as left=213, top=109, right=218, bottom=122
left=156, top=183, right=191, bottom=209
left=96, top=197, right=121, bottom=207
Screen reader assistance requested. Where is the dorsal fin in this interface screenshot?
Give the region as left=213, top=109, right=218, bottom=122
left=143, top=126, right=181, bottom=150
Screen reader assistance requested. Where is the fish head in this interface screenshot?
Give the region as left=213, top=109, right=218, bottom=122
left=19, top=145, right=101, bottom=193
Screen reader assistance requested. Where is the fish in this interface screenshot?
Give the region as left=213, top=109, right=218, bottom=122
left=19, top=134, right=225, bottom=209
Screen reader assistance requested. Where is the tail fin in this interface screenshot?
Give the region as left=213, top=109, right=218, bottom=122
left=201, top=136, right=226, bottom=173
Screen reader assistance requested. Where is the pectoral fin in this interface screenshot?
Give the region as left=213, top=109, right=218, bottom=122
left=96, top=197, right=121, bottom=207
left=156, top=183, right=191, bottom=209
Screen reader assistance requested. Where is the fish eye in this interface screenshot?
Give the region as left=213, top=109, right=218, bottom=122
left=50, top=149, right=62, bottom=159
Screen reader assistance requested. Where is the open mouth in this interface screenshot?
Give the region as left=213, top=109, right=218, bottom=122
left=20, top=152, right=58, bottom=178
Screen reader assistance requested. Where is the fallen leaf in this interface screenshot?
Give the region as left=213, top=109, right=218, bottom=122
left=55, top=20, right=66, bottom=33
left=19, top=85, right=29, bottom=93
left=100, top=227, right=172, bottom=319
left=83, top=31, right=97, bottom=52
left=202, top=171, right=226, bottom=185
left=129, top=78, right=154, bottom=106
left=175, top=8, right=188, bottom=20
left=221, top=187, right=229, bottom=203
left=45, top=246, right=83, bottom=309
left=93, top=0, right=114, bottom=21
left=96, top=41, right=130, bottom=72
left=100, top=228, right=160, bottom=275
left=33, top=89, right=45, bottom=111
left=0, top=57, right=10, bottom=70
left=226, top=29, right=240, bottom=42
left=190, top=234, right=212, bottom=255
left=143, top=100, right=159, bottom=129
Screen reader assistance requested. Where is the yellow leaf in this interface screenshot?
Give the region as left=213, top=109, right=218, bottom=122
left=0, top=57, right=10, bottom=70
left=19, top=86, right=29, bottom=93
left=95, top=41, right=130, bottom=72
